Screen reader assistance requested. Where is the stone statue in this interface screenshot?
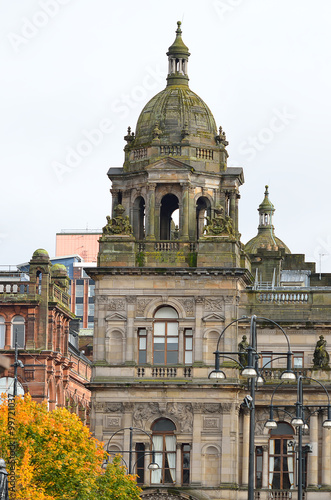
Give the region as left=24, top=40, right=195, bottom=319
left=313, top=335, right=330, bottom=369
left=238, top=335, right=249, bottom=367
left=152, top=121, right=162, bottom=139
left=102, top=205, right=133, bottom=236
left=204, top=205, right=235, bottom=237
left=0, top=459, right=9, bottom=500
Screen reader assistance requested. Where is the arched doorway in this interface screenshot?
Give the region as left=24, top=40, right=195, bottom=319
left=160, top=194, right=179, bottom=240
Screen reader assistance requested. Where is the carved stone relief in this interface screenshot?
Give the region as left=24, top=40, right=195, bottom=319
left=255, top=408, right=270, bottom=435
left=203, top=403, right=222, bottom=413
left=95, top=297, right=126, bottom=310
left=105, top=403, right=124, bottom=413
left=132, top=403, right=160, bottom=429
left=203, top=416, right=220, bottom=430
left=205, top=298, right=224, bottom=312
left=166, top=402, right=193, bottom=432
left=105, top=416, right=122, bottom=428
left=177, top=298, right=194, bottom=315
left=136, top=298, right=152, bottom=316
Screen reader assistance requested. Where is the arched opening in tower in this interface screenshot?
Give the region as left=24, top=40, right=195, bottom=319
left=133, top=196, right=145, bottom=240
left=196, top=196, right=211, bottom=239
left=160, top=194, right=179, bottom=240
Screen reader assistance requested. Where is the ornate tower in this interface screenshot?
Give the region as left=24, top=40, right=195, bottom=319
left=99, top=21, right=247, bottom=269
left=88, top=23, right=252, bottom=500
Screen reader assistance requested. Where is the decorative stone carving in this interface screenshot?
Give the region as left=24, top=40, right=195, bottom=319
left=178, top=298, right=194, bottom=315
left=126, top=296, right=136, bottom=304
left=195, top=296, right=204, bottom=304
left=203, top=416, right=220, bottom=430
left=101, top=205, right=133, bottom=236
left=94, top=402, right=105, bottom=412
left=136, top=298, right=152, bottom=316
left=167, top=402, right=193, bottom=432
left=255, top=408, right=270, bottom=435
left=204, top=205, right=235, bottom=237
left=132, top=403, right=160, bottom=429
left=221, top=403, right=233, bottom=413
left=105, top=403, right=124, bottom=413
left=108, top=299, right=126, bottom=311
left=204, top=298, right=224, bottom=312
left=203, top=403, right=222, bottom=413
left=105, top=416, right=121, bottom=428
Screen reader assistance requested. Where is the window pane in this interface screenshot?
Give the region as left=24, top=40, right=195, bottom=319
left=185, top=338, right=193, bottom=350
left=167, top=338, right=178, bottom=347
left=154, top=338, right=165, bottom=346
left=185, top=328, right=193, bottom=336
left=154, top=323, right=165, bottom=336
left=75, top=304, right=84, bottom=316
left=154, top=307, right=178, bottom=319
left=154, top=351, right=165, bottom=364
left=0, top=320, right=5, bottom=349
left=167, top=323, right=178, bottom=336
left=75, top=284, right=84, bottom=297
left=139, top=351, right=146, bottom=364
left=185, top=352, right=192, bottom=364
left=167, top=351, right=178, bottom=364
left=139, top=338, right=146, bottom=350
left=138, top=328, right=147, bottom=336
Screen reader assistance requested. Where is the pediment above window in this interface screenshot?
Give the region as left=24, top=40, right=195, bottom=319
left=105, top=312, right=127, bottom=322
left=202, top=313, right=225, bottom=323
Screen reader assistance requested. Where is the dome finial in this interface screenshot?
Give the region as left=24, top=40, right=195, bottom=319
left=166, top=21, right=190, bottom=87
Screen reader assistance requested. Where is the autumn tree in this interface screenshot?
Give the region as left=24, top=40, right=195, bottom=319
left=0, top=394, right=141, bottom=500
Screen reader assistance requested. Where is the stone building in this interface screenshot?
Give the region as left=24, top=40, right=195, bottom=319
left=87, top=23, right=331, bottom=500
left=0, top=249, right=91, bottom=422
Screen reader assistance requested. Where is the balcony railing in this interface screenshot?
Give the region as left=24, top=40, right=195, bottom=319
left=0, top=282, right=29, bottom=294
left=258, top=292, right=309, bottom=304
left=136, top=366, right=192, bottom=379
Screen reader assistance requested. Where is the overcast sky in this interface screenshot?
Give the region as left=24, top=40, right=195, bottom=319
left=1, top=0, right=331, bottom=272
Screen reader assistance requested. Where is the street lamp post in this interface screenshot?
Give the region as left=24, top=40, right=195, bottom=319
left=104, top=426, right=159, bottom=476
left=265, top=375, right=331, bottom=500
left=209, top=315, right=295, bottom=500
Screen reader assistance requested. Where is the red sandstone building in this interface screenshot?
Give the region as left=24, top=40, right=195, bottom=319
left=0, top=249, right=91, bottom=422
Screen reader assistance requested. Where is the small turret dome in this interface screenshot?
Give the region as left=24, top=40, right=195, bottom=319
left=32, top=249, right=50, bottom=260
left=51, top=264, right=68, bottom=276
left=245, top=186, right=290, bottom=254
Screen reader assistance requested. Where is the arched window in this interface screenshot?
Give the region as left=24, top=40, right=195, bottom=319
left=0, top=377, right=24, bottom=399
left=269, top=422, right=295, bottom=490
left=151, top=418, right=176, bottom=484
left=160, top=194, right=179, bottom=240
left=196, top=196, right=211, bottom=239
left=11, top=316, right=25, bottom=348
left=0, top=317, right=5, bottom=349
left=133, top=196, right=145, bottom=240
left=153, top=306, right=178, bottom=365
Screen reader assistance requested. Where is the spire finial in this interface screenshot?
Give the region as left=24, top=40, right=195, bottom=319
left=265, top=185, right=269, bottom=196
left=166, top=21, right=190, bottom=87
left=176, top=21, right=182, bottom=34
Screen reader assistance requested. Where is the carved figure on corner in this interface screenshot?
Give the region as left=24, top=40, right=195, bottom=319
left=102, top=204, right=133, bottom=236
left=313, top=335, right=330, bottom=369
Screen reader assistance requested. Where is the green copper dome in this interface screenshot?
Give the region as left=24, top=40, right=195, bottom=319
left=122, top=22, right=227, bottom=174
left=134, top=86, right=217, bottom=147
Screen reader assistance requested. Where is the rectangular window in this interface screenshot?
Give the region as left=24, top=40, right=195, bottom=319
left=135, top=443, right=145, bottom=484
left=88, top=303, right=94, bottom=316
left=184, top=329, right=193, bottom=365
left=75, top=303, right=84, bottom=316
left=261, top=352, right=272, bottom=370
left=138, top=328, right=147, bottom=364
left=182, top=444, right=190, bottom=485
left=293, top=352, right=304, bottom=369
left=256, top=446, right=263, bottom=489
left=88, top=282, right=95, bottom=297
left=153, top=320, right=178, bottom=365
left=75, top=284, right=84, bottom=298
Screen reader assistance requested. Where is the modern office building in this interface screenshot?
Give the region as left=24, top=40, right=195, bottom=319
left=87, top=23, right=331, bottom=500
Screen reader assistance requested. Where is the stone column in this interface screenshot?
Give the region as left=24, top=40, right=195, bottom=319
left=4, top=321, right=11, bottom=349
left=308, top=411, right=318, bottom=487
left=178, top=328, right=184, bottom=364
left=144, top=442, right=151, bottom=486
left=191, top=408, right=202, bottom=485
left=181, top=183, right=189, bottom=239
left=262, top=445, right=269, bottom=489
left=146, top=184, right=156, bottom=240
left=175, top=442, right=182, bottom=486
left=235, top=193, right=240, bottom=233
left=194, top=297, right=204, bottom=364
left=188, top=186, right=196, bottom=240
left=126, top=296, right=136, bottom=363
left=322, top=410, right=331, bottom=486
left=242, top=409, right=250, bottom=485
left=221, top=403, right=235, bottom=484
